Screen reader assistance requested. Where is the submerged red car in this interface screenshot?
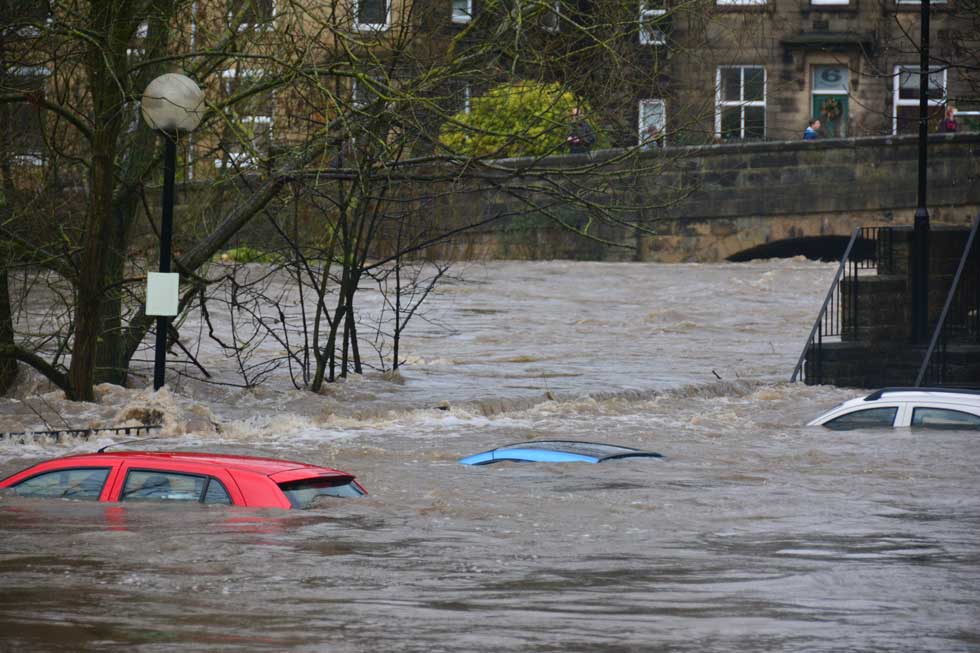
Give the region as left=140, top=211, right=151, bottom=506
left=0, top=452, right=366, bottom=509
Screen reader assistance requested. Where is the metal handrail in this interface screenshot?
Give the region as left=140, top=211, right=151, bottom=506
left=915, top=210, right=980, bottom=386
left=790, top=227, right=862, bottom=382
left=0, top=424, right=161, bottom=441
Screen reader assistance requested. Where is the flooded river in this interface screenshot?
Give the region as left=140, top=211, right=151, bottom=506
left=1, top=260, right=978, bottom=651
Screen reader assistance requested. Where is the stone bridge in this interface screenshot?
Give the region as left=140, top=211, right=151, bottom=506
left=439, top=132, right=980, bottom=263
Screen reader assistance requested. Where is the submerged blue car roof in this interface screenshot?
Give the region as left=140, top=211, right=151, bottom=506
left=459, top=440, right=664, bottom=465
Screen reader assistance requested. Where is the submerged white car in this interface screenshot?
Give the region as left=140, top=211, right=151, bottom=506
left=808, top=388, right=980, bottom=430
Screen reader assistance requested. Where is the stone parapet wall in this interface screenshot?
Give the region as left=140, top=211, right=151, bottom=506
left=422, top=132, right=980, bottom=262
left=165, top=133, right=980, bottom=263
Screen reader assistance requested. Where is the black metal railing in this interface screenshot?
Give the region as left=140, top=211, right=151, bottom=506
left=0, top=424, right=161, bottom=442
left=790, top=226, right=881, bottom=383
left=915, top=211, right=980, bottom=387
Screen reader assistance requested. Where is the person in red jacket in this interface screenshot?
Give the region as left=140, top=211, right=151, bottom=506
left=938, top=105, right=958, bottom=133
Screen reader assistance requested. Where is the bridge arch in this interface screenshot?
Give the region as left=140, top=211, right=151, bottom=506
left=726, top=235, right=866, bottom=262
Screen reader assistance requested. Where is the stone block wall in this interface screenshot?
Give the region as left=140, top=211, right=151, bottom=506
left=164, top=132, right=980, bottom=263
left=428, top=132, right=980, bottom=262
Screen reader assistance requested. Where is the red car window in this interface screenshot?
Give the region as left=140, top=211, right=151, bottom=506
left=278, top=477, right=366, bottom=509
left=9, top=467, right=111, bottom=501
left=120, top=470, right=230, bottom=504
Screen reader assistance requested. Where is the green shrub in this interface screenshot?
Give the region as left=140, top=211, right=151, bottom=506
left=439, top=81, right=599, bottom=158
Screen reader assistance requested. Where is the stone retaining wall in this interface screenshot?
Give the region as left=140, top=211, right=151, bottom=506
left=168, top=133, right=980, bottom=263
left=430, top=132, right=980, bottom=262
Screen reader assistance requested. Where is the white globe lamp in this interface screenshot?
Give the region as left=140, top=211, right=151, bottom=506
left=141, top=73, right=205, bottom=133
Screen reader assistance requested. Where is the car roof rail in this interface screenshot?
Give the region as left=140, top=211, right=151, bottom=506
left=863, top=387, right=980, bottom=401
left=97, top=435, right=165, bottom=453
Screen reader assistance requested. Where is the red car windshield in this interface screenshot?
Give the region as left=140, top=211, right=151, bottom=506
left=278, top=478, right=365, bottom=509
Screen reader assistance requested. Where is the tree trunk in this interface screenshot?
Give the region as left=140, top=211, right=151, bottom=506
left=69, top=127, right=117, bottom=401
left=0, top=270, right=17, bottom=393
left=69, top=13, right=126, bottom=401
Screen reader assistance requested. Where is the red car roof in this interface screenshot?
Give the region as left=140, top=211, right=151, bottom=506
left=50, top=451, right=332, bottom=476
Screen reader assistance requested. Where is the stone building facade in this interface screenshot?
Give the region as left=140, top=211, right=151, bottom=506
left=2, top=1, right=977, bottom=173
left=657, top=0, right=979, bottom=144
left=440, top=0, right=977, bottom=147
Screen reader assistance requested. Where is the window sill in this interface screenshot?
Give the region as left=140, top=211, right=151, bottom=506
left=803, top=4, right=860, bottom=14
left=891, top=1, right=953, bottom=11
left=715, top=1, right=769, bottom=12
left=214, top=157, right=259, bottom=169
left=11, top=154, right=45, bottom=166
left=235, top=23, right=277, bottom=32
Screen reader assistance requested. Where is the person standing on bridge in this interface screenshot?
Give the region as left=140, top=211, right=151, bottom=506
left=803, top=119, right=821, bottom=140
left=567, top=107, right=596, bottom=154
left=938, top=105, right=958, bottom=133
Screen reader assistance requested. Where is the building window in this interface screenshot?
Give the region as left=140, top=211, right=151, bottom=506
left=639, top=1, right=666, bottom=45
left=541, top=1, right=560, bottom=32
left=228, top=0, right=275, bottom=30
left=716, top=65, right=766, bottom=140
left=355, top=0, right=389, bottom=30
left=3, top=66, right=49, bottom=164
left=452, top=0, right=472, bottom=23
left=352, top=77, right=382, bottom=109
left=127, top=21, right=148, bottom=60
left=217, top=69, right=274, bottom=169
left=895, top=0, right=946, bottom=4
left=716, top=0, right=766, bottom=5
left=441, top=80, right=471, bottom=117
left=892, top=64, right=946, bottom=134
left=459, top=82, right=471, bottom=114
left=638, top=99, right=666, bottom=148
left=5, top=0, right=51, bottom=37
left=811, top=0, right=848, bottom=5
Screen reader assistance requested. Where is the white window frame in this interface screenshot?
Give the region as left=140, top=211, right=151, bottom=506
left=127, top=21, right=149, bottom=60
left=186, top=133, right=195, bottom=181
left=542, top=0, right=560, bottom=32
left=716, top=0, right=766, bottom=5
left=9, top=65, right=50, bottom=77
left=638, top=98, right=666, bottom=147
left=895, top=0, right=946, bottom=4
left=216, top=68, right=274, bottom=169
left=892, top=64, right=946, bottom=135
left=639, top=1, right=666, bottom=46
left=811, top=0, right=848, bottom=5
left=7, top=65, right=50, bottom=165
left=354, top=0, right=390, bottom=31
left=125, top=25, right=150, bottom=133
left=452, top=0, right=472, bottom=23
left=715, top=65, right=766, bottom=140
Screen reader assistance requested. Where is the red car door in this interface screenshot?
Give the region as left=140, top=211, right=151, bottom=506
left=108, top=461, right=245, bottom=506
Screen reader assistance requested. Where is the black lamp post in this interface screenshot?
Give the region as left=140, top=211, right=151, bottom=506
left=140, top=73, right=204, bottom=390
left=911, top=0, right=931, bottom=343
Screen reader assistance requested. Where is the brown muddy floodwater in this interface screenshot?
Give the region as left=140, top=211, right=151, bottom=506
left=1, top=260, right=978, bottom=652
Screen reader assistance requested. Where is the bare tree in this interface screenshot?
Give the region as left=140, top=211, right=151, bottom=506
left=2, top=0, right=713, bottom=400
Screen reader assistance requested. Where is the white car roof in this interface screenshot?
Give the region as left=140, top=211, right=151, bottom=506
left=809, top=387, right=980, bottom=426
left=860, top=387, right=980, bottom=403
